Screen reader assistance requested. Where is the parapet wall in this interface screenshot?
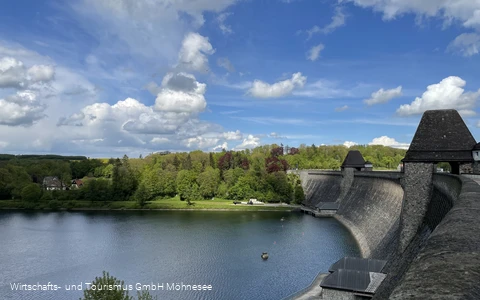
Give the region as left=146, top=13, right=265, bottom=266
left=298, top=170, right=480, bottom=299
left=389, top=175, right=480, bottom=299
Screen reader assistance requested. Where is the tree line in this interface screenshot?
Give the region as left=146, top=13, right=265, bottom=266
left=0, top=144, right=408, bottom=205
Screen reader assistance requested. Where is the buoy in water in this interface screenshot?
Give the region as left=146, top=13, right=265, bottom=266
left=261, top=252, right=269, bottom=260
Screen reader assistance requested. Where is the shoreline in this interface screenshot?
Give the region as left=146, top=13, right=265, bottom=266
left=0, top=207, right=299, bottom=212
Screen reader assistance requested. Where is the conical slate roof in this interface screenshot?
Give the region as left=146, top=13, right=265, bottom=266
left=403, top=109, right=476, bottom=162
left=341, top=150, right=366, bottom=168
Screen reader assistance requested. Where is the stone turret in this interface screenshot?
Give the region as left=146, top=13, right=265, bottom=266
left=400, top=109, right=476, bottom=253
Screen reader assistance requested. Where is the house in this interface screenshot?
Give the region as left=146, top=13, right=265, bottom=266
left=71, top=179, right=84, bottom=189
left=43, top=176, right=67, bottom=191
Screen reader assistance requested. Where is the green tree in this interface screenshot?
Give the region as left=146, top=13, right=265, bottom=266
left=21, top=183, right=42, bottom=202
left=81, top=271, right=132, bottom=300
left=134, top=183, right=149, bottom=207
left=294, top=185, right=306, bottom=204
left=197, top=167, right=220, bottom=199
left=176, top=170, right=200, bottom=202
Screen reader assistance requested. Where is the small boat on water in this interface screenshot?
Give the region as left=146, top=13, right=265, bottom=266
left=261, top=252, right=269, bottom=260
left=280, top=217, right=285, bottom=221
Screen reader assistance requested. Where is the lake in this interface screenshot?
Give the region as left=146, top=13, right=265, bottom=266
left=0, top=210, right=360, bottom=300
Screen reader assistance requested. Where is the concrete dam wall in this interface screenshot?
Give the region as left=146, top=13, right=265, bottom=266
left=297, top=170, right=480, bottom=299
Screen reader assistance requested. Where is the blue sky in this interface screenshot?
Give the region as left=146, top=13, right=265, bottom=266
left=1, top=0, right=480, bottom=157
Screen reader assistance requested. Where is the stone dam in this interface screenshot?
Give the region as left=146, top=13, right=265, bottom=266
left=296, top=169, right=480, bottom=299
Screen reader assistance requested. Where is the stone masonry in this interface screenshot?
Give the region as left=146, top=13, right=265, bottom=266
left=399, top=162, right=434, bottom=253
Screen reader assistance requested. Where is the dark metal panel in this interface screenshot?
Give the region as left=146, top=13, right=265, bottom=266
left=321, top=269, right=371, bottom=293
left=329, top=257, right=386, bottom=273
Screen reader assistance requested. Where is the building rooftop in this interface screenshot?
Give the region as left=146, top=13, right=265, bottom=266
left=328, top=257, right=386, bottom=273
left=341, top=150, right=366, bottom=168
left=403, top=109, right=476, bottom=162
left=321, top=269, right=386, bottom=294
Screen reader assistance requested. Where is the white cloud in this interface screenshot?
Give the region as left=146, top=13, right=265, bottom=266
left=185, top=136, right=220, bottom=149
left=343, top=0, right=480, bottom=29
left=293, top=80, right=373, bottom=99
left=235, top=134, right=260, bottom=150
left=269, top=132, right=286, bottom=139
left=0, top=57, right=55, bottom=89
left=364, top=86, right=403, bottom=105
left=447, top=33, right=480, bottom=57
left=154, top=72, right=207, bottom=114
left=178, top=32, right=215, bottom=73
left=221, top=130, right=243, bottom=140
left=27, top=65, right=55, bottom=83
left=369, top=136, right=410, bottom=149
left=217, top=12, right=233, bottom=35
left=0, top=90, right=46, bottom=126
left=72, top=0, right=236, bottom=64
left=151, top=137, right=170, bottom=144
left=306, top=6, right=346, bottom=39
left=307, top=44, right=325, bottom=61
left=248, top=72, right=307, bottom=98
left=396, top=76, right=480, bottom=116
left=213, top=142, right=228, bottom=151
left=343, top=141, right=358, bottom=148
left=0, top=57, right=27, bottom=88
left=217, top=57, right=235, bottom=73
left=335, top=105, right=349, bottom=112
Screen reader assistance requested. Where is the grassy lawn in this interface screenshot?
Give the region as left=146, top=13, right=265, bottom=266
left=0, top=197, right=294, bottom=211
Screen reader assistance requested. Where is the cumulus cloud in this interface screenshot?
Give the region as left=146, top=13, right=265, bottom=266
left=213, top=142, right=228, bottom=151
left=335, top=105, right=349, bottom=112
left=369, top=136, right=410, bottom=149
left=447, top=33, right=480, bottom=57
left=248, top=72, right=307, bottom=98
left=221, top=130, right=243, bottom=140
left=154, top=72, right=207, bottom=114
left=217, top=57, right=235, bottom=73
left=306, top=6, right=346, bottom=39
left=235, top=134, right=260, bottom=150
left=364, top=86, right=402, bottom=105
left=72, top=0, right=236, bottom=64
left=343, top=141, right=357, bottom=148
left=0, top=90, right=47, bottom=126
left=178, top=32, right=215, bottom=73
left=307, top=44, right=325, bottom=61
left=396, top=76, right=480, bottom=116
left=217, top=12, right=233, bottom=35
left=0, top=57, right=55, bottom=89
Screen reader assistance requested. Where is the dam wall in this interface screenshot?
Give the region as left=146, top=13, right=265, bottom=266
left=335, top=172, right=404, bottom=259
left=298, top=170, right=480, bottom=299
left=298, top=171, right=342, bottom=207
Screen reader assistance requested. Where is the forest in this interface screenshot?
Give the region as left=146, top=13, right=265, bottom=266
left=0, top=144, right=408, bottom=207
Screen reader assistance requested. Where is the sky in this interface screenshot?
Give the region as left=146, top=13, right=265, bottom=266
left=0, top=0, right=480, bottom=157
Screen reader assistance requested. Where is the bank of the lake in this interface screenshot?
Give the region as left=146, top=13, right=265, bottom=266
left=0, top=210, right=360, bottom=300
left=0, top=198, right=294, bottom=211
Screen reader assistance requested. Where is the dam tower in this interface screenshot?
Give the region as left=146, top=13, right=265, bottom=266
left=399, top=109, right=477, bottom=252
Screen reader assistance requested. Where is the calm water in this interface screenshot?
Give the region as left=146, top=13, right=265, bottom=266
left=0, top=211, right=359, bottom=300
